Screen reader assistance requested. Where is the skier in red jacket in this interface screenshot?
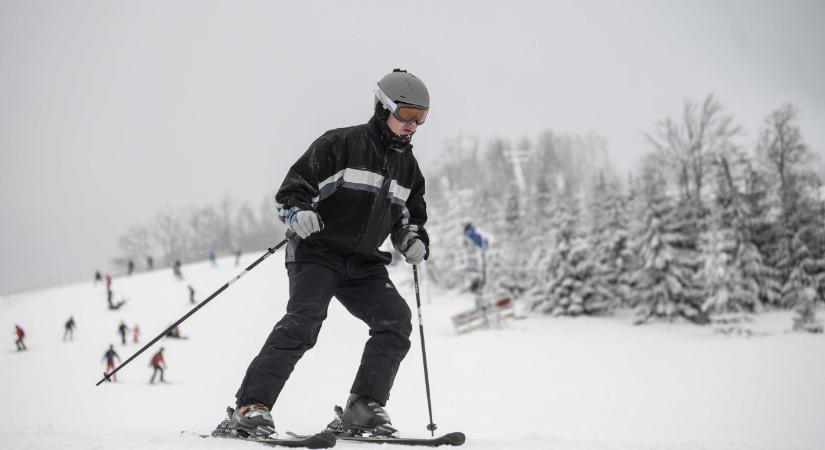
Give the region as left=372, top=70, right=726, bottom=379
left=14, top=325, right=26, bottom=351
left=149, top=347, right=166, bottom=384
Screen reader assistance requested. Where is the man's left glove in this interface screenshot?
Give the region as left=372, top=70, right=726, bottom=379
left=402, top=237, right=427, bottom=265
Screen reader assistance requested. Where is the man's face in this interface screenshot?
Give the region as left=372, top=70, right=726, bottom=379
left=386, top=114, right=418, bottom=136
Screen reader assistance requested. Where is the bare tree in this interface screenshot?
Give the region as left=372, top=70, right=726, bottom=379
left=153, top=210, right=190, bottom=265
left=756, top=104, right=812, bottom=218
left=645, top=95, right=740, bottom=202
left=118, top=225, right=152, bottom=260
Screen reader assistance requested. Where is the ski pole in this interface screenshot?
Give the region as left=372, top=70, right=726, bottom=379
left=413, top=264, right=437, bottom=436
left=95, top=238, right=289, bottom=386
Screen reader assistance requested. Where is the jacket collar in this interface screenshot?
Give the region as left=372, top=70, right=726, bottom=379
left=368, top=116, right=413, bottom=153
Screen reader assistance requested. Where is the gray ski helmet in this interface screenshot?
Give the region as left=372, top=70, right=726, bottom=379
left=375, top=69, right=430, bottom=111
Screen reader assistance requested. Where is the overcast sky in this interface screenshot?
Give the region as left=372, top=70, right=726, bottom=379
left=1, top=0, right=823, bottom=294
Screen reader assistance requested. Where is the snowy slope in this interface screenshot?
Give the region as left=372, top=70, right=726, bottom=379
left=1, top=252, right=824, bottom=450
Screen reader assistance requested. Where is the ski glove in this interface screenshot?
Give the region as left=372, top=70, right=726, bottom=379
left=402, top=238, right=427, bottom=265
left=286, top=209, right=323, bottom=239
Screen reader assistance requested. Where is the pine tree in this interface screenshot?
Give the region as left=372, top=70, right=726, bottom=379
left=588, top=173, right=632, bottom=307
left=630, top=181, right=708, bottom=324
left=534, top=191, right=617, bottom=316
left=701, top=155, right=777, bottom=314
left=781, top=227, right=825, bottom=308
left=792, top=287, right=824, bottom=333
left=755, top=104, right=825, bottom=318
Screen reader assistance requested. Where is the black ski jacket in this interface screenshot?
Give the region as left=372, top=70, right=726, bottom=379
left=275, top=115, right=429, bottom=269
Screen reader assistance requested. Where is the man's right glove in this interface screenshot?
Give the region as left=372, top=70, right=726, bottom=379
left=402, top=237, right=427, bottom=265
left=285, top=209, right=323, bottom=239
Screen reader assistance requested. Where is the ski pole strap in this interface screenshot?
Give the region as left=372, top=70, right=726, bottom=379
left=95, top=238, right=289, bottom=386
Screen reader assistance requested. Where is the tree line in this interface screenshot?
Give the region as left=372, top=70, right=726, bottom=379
left=115, top=195, right=285, bottom=271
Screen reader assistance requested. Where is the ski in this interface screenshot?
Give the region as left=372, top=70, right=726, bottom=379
left=184, top=430, right=336, bottom=448
left=286, top=431, right=465, bottom=447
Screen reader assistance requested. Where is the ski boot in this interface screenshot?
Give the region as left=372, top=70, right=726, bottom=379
left=213, top=404, right=277, bottom=439
left=327, top=394, right=399, bottom=438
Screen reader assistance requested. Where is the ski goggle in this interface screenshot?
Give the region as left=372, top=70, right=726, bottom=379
left=375, top=87, right=429, bottom=125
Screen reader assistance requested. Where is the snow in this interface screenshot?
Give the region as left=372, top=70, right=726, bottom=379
left=1, top=253, right=823, bottom=449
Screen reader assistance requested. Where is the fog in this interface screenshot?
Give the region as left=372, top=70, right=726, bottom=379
left=1, top=0, right=823, bottom=293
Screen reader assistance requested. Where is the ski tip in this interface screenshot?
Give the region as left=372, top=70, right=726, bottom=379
left=443, top=432, right=466, bottom=446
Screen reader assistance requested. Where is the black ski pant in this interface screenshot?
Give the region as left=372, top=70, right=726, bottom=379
left=150, top=365, right=164, bottom=383
left=235, top=261, right=412, bottom=410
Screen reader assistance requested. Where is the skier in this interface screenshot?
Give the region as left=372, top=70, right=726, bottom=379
left=127, top=259, right=135, bottom=276
left=225, top=69, right=430, bottom=439
left=149, top=347, right=166, bottom=384
left=463, top=223, right=489, bottom=249
left=234, top=249, right=242, bottom=267
left=208, top=250, right=217, bottom=267
left=463, top=223, right=490, bottom=310
left=105, top=274, right=112, bottom=289
left=146, top=256, right=154, bottom=271
left=118, top=320, right=129, bottom=345
left=132, top=324, right=140, bottom=343
left=94, top=270, right=102, bottom=285
left=63, top=316, right=76, bottom=342
left=173, top=259, right=183, bottom=280
left=107, top=288, right=125, bottom=310
left=188, top=285, right=196, bottom=304
left=14, top=324, right=26, bottom=351
left=102, top=344, right=120, bottom=381
left=165, top=326, right=188, bottom=339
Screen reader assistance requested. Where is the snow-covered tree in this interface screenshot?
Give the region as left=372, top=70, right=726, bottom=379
left=700, top=153, right=777, bottom=314
left=755, top=105, right=825, bottom=312
left=629, top=162, right=708, bottom=324
left=792, top=287, right=824, bottom=334
left=587, top=172, right=632, bottom=307
left=532, top=188, right=618, bottom=316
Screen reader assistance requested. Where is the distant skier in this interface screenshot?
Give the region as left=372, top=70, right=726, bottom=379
left=102, top=344, right=120, bottom=381
left=146, top=256, right=154, bottom=271
left=94, top=270, right=102, bottom=285
left=105, top=274, right=112, bottom=289
left=208, top=250, right=217, bottom=267
left=118, top=320, right=129, bottom=345
left=165, top=326, right=188, bottom=339
left=173, top=259, right=183, bottom=280
left=63, top=316, right=76, bottom=342
left=132, top=324, right=140, bottom=343
left=224, top=69, right=430, bottom=438
left=14, top=325, right=27, bottom=351
left=188, top=285, right=196, bottom=304
left=149, top=347, right=166, bottom=384
left=127, top=259, right=135, bottom=276
left=463, top=223, right=489, bottom=249
left=107, top=288, right=126, bottom=310
left=463, top=223, right=490, bottom=310
left=234, top=249, right=242, bottom=267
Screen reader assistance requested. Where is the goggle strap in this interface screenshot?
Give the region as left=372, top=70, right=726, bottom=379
left=374, top=86, right=398, bottom=113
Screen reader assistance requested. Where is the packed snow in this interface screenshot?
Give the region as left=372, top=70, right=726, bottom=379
left=1, top=252, right=823, bottom=449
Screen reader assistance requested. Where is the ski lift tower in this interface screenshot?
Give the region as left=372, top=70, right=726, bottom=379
left=502, top=142, right=530, bottom=224
left=502, top=142, right=529, bottom=194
